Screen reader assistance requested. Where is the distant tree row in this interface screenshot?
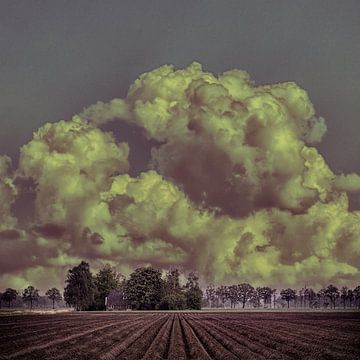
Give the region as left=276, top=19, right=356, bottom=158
left=63, top=261, right=203, bottom=311
left=204, top=283, right=360, bottom=309
left=2, top=264, right=360, bottom=311
left=0, top=286, right=62, bottom=309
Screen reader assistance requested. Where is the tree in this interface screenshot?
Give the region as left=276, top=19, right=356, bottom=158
left=184, top=272, right=203, bottom=310
left=272, top=289, right=277, bottom=308
left=258, top=286, right=273, bottom=308
left=307, top=288, right=317, bottom=308
left=250, top=288, right=262, bottom=308
left=125, top=267, right=164, bottom=310
left=340, top=286, right=348, bottom=309
left=64, top=261, right=96, bottom=311
left=205, top=284, right=216, bottom=308
left=45, top=288, right=62, bottom=309
left=227, top=285, right=238, bottom=308
left=280, top=288, right=296, bottom=308
left=324, top=284, right=339, bottom=309
left=353, top=285, right=360, bottom=309
left=160, top=269, right=185, bottom=310
left=317, top=288, right=328, bottom=308
left=216, top=285, right=228, bottom=308
left=237, top=283, right=254, bottom=308
left=347, top=289, right=354, bottom=308
left=22, top=286, right=40, bottom=310
left=95, top=264, right=123, bottom=310
left=2, top=288, right=18, bottom=308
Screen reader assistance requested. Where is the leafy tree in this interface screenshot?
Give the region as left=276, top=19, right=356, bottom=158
left=280, top=288, right=296, bottom=308
left=95, top=264, right=123, bottom=310
left=22, top=286, right=40, bottom=310
left=316, top=288, right=326, bottom=308
left=340, top=286, right=348, bottom=309
left=250, top=287, right=262, bottom=308
left=216, top=285, right=228, bottom=308
left=205, top=284, right=216, bottom=308
left=160, top=269, right=185, bottom=310
left=272, top=289, right=277, bottom=308
left=2, top=288, right=18, bottom=308
left=237, top=283, right=254, bottom=308
left=184, top=272, right=203, bottom=310
left=347, top=289, right=354, bottom=308
left=304, top=287, right=316, bottom=308
left=353, top=285, right=360, bottom=309
left=258, top=286, right=273, bottom=308
left=125, top=267, right=164, bottom=310
left=64, top=261, right=96, bottom=311
left=227, top=285, right=238, bottom=308
left=45, top=288, right=62, bottom=309
left=307, top=288, right=317, bottom=308
left=324, top=284, right=339, bottom=309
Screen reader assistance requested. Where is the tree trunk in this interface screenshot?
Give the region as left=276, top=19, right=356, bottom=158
left=30, top=299, right=33, bottom=310
left=53, top=299, right=55, bottom=309
left=8, top=300, right=10, bottom=308
left=287, top=300, right=289, bottom=308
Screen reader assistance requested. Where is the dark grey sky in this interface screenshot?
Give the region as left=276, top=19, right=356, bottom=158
left=1, top=0, right=360, bottom=175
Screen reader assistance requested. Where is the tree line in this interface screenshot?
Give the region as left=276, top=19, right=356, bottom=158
left=204, top=283, right=360, bottom=309
left=0, top=262, right=203, bottom=311
left=1, top=260, right=360, bottom=311
left=0, top=286, right=62, bottom=309
left=63, top=261, right=203, bottom=311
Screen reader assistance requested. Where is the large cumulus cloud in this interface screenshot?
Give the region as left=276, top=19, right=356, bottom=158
left=0, top=155, right=17, bottom=230
left=1, top=63, right=360, bottom=290
left=82, top=63, right=334, bottom=217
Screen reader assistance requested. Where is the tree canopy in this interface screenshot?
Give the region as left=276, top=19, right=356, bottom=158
left=2, top=288, right=18, bottom=308
left=45, top=288, right=62, bottom=309
left=184, top=272, right=203, bottom=310
left=22, top=285, right=40, bottom=309
left=94, top=264, right=123, bottom=310
left=125, top=267, right=164, bottom=310
left=64, top=261, right=95, bottom=311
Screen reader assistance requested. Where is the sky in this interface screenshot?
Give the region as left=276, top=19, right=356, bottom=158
left=1, top=0, right=360, bottom=291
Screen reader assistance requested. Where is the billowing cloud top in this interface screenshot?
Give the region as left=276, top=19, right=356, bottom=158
left=1, top=63, right=359, bottom=290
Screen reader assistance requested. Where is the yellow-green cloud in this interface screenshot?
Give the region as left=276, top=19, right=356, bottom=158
left=1, top=63, right=360, bottom=290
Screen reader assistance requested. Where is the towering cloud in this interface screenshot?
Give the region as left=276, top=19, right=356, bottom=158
left=81, top=63, right=334, bottom=217
left=1, top=63, right=359, bottom=290
left=0, top=155, right=17, bottom=230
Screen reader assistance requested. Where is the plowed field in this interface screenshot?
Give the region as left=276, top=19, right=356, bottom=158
left=0, top=312, right=359, bottom=359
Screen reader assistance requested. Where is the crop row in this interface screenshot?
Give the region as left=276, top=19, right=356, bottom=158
left=0, top=312, right=359, bottom=359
